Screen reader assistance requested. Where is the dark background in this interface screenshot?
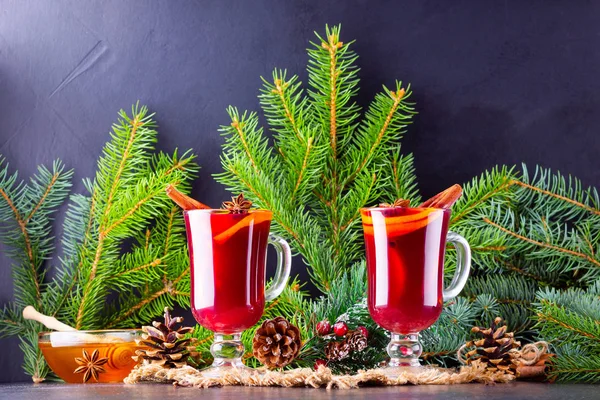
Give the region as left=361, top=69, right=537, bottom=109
left=1, top=0, right=599, bottom=382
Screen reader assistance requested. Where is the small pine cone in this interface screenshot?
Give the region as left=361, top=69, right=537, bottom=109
left=252, top=316, right=301, bottom=369
left=133, top=307, right=196, bottom=368
left=325, top=341, right=351, bottom=361
left=346, top=330, right=367, bottom=352
left=464, top=317, right=521, bottom=375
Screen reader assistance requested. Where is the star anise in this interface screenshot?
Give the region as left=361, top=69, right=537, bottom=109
left=73, top=349, right=108, bottom=383
left=379, top=198, right=410, bottom=208
left=221, top=193, right=253, bottom=213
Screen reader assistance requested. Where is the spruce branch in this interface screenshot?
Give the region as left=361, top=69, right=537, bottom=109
left=0, top=104, right=198, bottom=380
left=0, top=158, right=73, bottom=380
left=534, top=284, right=600, bottom=382
left=216, top=25, right=417, bottom=292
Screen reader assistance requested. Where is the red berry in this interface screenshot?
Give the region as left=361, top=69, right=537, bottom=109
left=333, top=321, right=348, bottom=336
left=357, top=326, right=369, bottom=338
left=316, top=320, right=332, bottom=336
left=314, top=359, right=327, bottom=370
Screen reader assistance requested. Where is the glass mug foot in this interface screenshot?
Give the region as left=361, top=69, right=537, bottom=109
left=200, top=333, right=255, bottom=378
left=377, top=333, right=424, bottom=377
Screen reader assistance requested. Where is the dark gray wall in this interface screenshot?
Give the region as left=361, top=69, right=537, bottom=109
left=1, top=0, right=600, bottom=382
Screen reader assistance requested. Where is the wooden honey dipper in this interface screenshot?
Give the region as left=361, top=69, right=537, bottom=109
left=23, top=306, right=76, bottom=332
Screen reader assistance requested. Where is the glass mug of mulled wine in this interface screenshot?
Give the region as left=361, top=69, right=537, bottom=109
left=360, top=205, right=471, bottom=374
left=184, top=209, right=291, bottom=377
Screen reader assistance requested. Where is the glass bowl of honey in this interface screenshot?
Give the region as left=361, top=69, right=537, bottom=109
left=39, top=329, right=143, bottom=383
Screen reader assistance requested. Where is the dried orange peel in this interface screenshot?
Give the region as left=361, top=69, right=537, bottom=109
left=213, top=211, right=272, bottom=243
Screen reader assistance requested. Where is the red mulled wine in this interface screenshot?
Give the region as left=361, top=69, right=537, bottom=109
left=361, top=207, right=451, bottom=334
left=185, top=210, right=272, bottom=334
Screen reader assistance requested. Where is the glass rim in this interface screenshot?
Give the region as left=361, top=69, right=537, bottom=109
left=38, top=328, right=143, bottom=338
left=360, top=206, right=450, bottom=213
left=184, top=208, right=273, bottom=215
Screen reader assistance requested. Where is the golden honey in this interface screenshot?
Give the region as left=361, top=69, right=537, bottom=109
left=39, top=330, right=142, bottom=383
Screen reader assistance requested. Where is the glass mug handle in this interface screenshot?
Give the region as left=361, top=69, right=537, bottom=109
left=443, top=231, right=472, bottom=301
left=264, top=233, right=292, bottom=301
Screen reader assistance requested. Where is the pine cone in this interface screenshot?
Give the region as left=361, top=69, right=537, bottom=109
left=325, top=341, right=351, bottom=361
left=133, top=307, right=197, bottom=368
left=346, top=330, right=367, bottom=352
left=464, top=317, right=521, bottom=374
left=252, top=316, right=301, bottom=369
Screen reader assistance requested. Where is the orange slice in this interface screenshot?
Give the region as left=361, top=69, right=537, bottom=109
left=213, top=212, right=272, bottom=244
left=361, top=208, right=437, bottom=226
left=362, top=210, right=441, bottom=237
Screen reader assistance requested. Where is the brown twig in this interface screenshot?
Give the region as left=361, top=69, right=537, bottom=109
left=112, top=258, right=162, bottom=278
left=346, top=89, right=405, bottom=186
left=498, top=258, right=547, bottom=283
left=450, top=180, right=513, bottom=224
left=483, top=218, right=600, bottom=269
left=273, top=78, right=302, bottom=141
left=339, top=173, right=377, bottom=233
left=228, top=165, right=305, bottom=250
left=103, top=192, right=157, bottom=235
left=536, top=311, right=600, bottom=341
left=107, top=268, right=189, bottom=328
left=511, top=180, right=600, bottom=216
left=231, top=118, right=259, bottom=174
left=0, top=188, right=41, bottom=304
left=322, top=33, right=342, bottom=159
left=291, top=138, right=313, bottom=201
left=76, top=116, right=143, bottom=329
left=1, top=318, right=22, bottom=327
left=25, top=173, right=59, bottom=222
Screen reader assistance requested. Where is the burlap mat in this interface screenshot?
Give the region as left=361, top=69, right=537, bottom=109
left=124, top=361, right=514, bottom=389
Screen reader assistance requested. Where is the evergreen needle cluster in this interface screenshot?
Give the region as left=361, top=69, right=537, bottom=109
left=532, top=282, right=600, bottom=383
left=215, top=25, right=419, bottom=293
left=0, top=104, right=198, bottom=381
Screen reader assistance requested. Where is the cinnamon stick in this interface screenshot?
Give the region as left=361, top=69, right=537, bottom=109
left=165, top=184, right=211, bottom=210
left=516, top=365, right=549, bottom=381
left=419, top=184, right=463, bottom=209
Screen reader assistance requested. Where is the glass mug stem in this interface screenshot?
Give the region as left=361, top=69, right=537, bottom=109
left=387, top=333, right=422, bottom=368
left=205, top=233, right=292, bottom=375
left=210, top=333, right=245, bottom=369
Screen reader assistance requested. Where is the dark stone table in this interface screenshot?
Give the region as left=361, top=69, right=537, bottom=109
left=0, top=382, right=597, bottom=399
